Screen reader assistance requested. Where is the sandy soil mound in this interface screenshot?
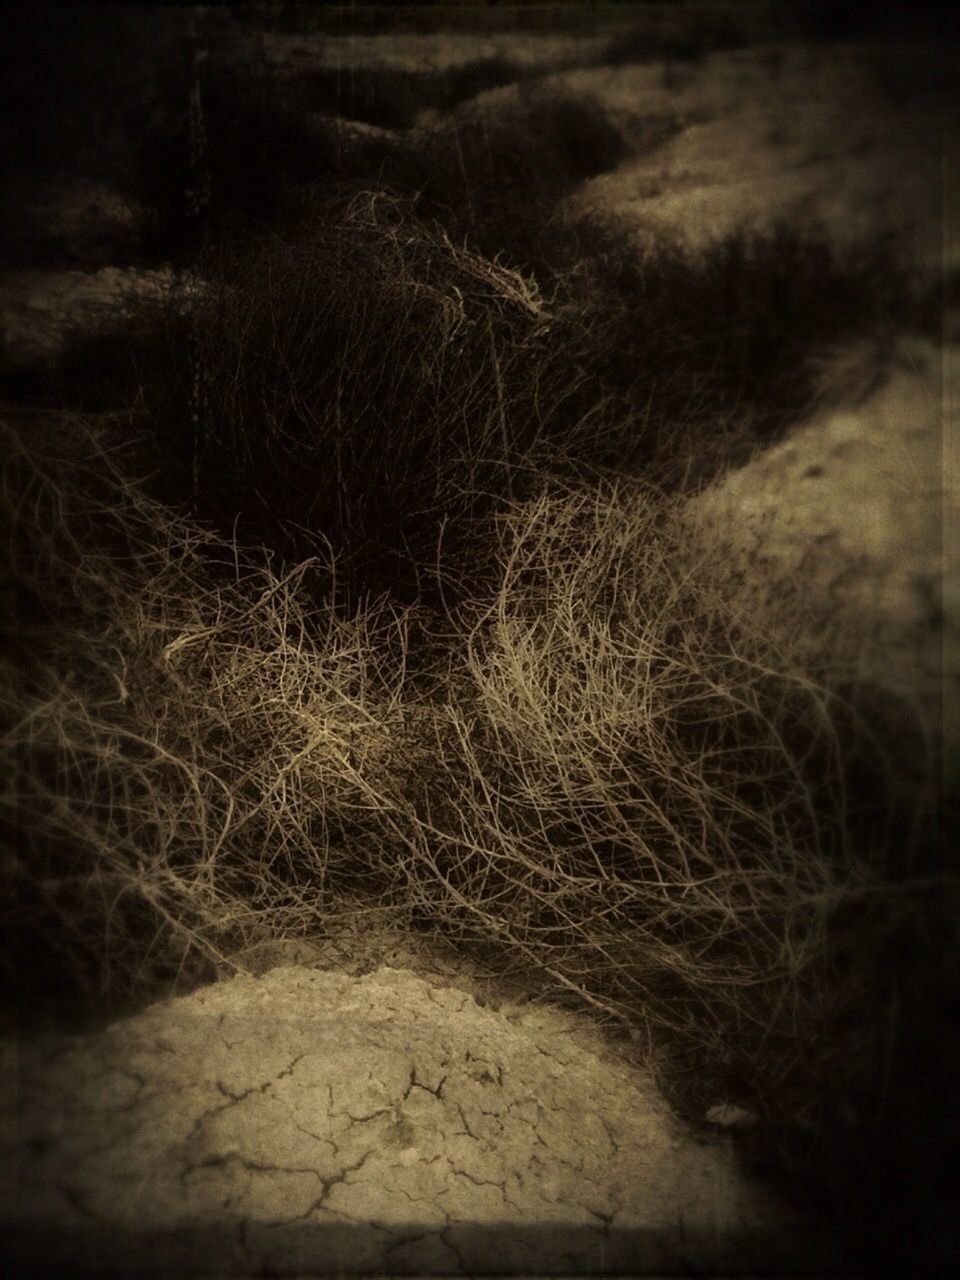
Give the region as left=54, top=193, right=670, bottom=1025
left=0, top=266, right=191, bottom=368
left=2, top=964, right=831, bottom=1276
left=691, top=339, right=958, bottom=738
left=561, top=44, right=946, bottom=270
left=1, top=175, right=141, bottom=270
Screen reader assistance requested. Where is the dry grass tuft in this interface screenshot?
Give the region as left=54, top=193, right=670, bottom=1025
left=357, top=484, right=939, bottom=1039
left=351, top=481, right=948, bottom=1228
left=126, top=188, right=628, bottom=606
left=2, top=411, right=416, bottom=1010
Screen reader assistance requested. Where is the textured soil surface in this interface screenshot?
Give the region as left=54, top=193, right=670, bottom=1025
left=692, top=339, right=959, bottom=741
left=1, top=963, right=833, bottom=1277
left=560, top=43, right=947, bottom=271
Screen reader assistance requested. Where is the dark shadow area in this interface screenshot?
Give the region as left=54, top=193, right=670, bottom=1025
left=3, top=1217, right=844, bottom=1277
left=0, top=5, right=189, bottom=181
left=295, top=56, right=528, bottom=131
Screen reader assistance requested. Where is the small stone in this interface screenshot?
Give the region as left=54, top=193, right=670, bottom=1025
left=704, top=1103, right=758, bottom=1133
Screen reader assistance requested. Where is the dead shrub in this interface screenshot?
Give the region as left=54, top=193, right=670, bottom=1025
left=131, top=189, right=625, bottom=606
left=1, top=411, right=416, bottom=1017
left=2, top=420, right=950, bottom=1251
left=339, top=481, right=947, bottom=1232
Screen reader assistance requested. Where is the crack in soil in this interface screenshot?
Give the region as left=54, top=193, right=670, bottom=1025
left=264, top=1148, right=378, bottom=1227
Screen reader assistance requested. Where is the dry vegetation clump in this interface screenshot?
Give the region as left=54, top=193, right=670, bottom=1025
left=3, top=413, right=950, bottom=1244
left=1, top=412, right=421, bottom=1017
left=565, top=220, right=931, bottom=485
left=343, top=483, right=948, bottom=1225
left=130, top=189, right=630, bottom=606
left=369, top=482, right=938, bottom=1009
left=399, top=87, right=630, bottom=269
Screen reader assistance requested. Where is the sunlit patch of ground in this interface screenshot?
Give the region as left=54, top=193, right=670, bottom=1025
left=561, top=44, right=945, bottom=269
left=3, top=964, right=829, bottom=1276
left=692, top=339, right=958, bottom=737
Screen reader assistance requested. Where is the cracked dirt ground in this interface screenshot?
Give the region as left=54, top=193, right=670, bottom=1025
left=1, top=964, right=833, bottom=1276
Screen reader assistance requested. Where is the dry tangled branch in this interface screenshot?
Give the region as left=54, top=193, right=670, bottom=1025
left=2, top=411, right=417, bottom=1002
left=336, top=483, right=944, bottom=1136
left=130, top=187, right=627, bottom=606
left=2, top=414, right=947, bottom=1200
